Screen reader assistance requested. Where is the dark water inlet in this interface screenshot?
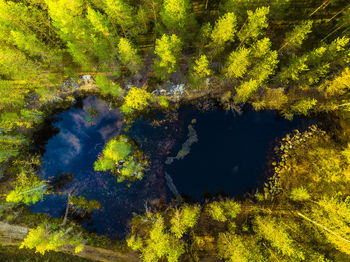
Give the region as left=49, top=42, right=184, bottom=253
left=31, top=96, right=313, bottom=239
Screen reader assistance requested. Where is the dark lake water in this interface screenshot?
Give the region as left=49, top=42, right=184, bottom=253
left=31, top=96, right=313, bottom=239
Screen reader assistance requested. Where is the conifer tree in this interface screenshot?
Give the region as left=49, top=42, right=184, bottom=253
left=20, top=223, right=84, bottom=254
left=210, top=12, right=237, bottom=48
left=102, top=0, right=134, bottom=36
left=225, top=47, right=251, bottom=79
left=117, top=38, right=142, bottom=73
left=154, top=34, right=183, bottom=80
left=300, top=196, right=350, bottom=255
left=279, top=20, right=313, bottom=52
left=6, top=172, right=46, bottom=205
left=254, top=216, right=305, bottom=261
left=160, top=0, right=192, bottom=32
left=237, top=6, right=270, bottom=46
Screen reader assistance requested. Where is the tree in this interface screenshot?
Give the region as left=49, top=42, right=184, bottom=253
left=279, top=20, right=313, bottom=51
left=280, top=36, right=350, bottom=85
left=153, top=34, right=182, bottom=80
left=237, top=6, right=270, bottom=46
left=225, top=47, right=251, bottom=79
left=95, top=75, right=125, bottom=97
left=300, top=196, right=350, bottom=255
left=0, top=46, right=38, bottom=80
left=234, top=79, right=259, bottom=103
left=192, top=55, right=211, bottom=79
left=117, top=38, right=142, bottom=73
left=102, top=0, right=134, bottom=36
left=190, top=54, right=212, bottom=88
left=254, top=216, right=305, bottom=261
left=210, top=12, right=237, bottom=48
left=45, top=0, right=94, bottom=70
left=170, top=204, right=200, bottom=238
left=69, top=196, right=101, bottom=214
left=160, top=0, right=191, bottom=32
left=206, top=200, right=241, bottom=222
left=94, top=134, right=148, bottom=182
left=20, top=223, right=84, bottom=255
left=273, top=126, right=350, bottom=198
left=217, top=231, right=254, bottom=262
left=128, top=215, right=185, bottom=262
left=290, top=97, right=317, bottom=116
left=6, top=172, right=46, bottom=205
left=121, top=87, right=154, bottom=114
left=0, top=134, right=26, bottom=163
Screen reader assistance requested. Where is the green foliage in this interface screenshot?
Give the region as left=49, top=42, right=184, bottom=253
left=234, top=79, right=259, bottom=103
left=158, top=96, right=170, bottom=108
left=103, top=0, right=134, bottom=35
left=290, top=187, right=311, bottom=201
left=6, top=172, right=46, bottom=205
left=281, top=20, right=313, bottom=51
left=20, top=223, right=84, bottom=255
left=69, top=196, right=101, bottom=213
left=237, top=6, right=270, bottom=44
left=117, top=38, right=141, bottom=73
left=128, top=215, right=185, bottom=262
left=192, top=55, right=211, bottom=79
left=225, top=48, right=251, bottom=79
left=170, top=204, right=200, bottom=238
left=160, top=0, right=191, bottom=32
left=211, top=12, right=237, bottom=47
left=206, top=200, right=241, bottom=222
left=121, top=87, right=153, bottom=114
left=254, top=216, right=305, bottom=260
left=95, top=76, right=124, bottom=97
left=307, top=196, right=350, bottom=255
left=274, top=126, right=350, bottom=198
left=217, top=232, right=252, bottom=262
left=280, top=36, right=350, bottom=84
left=290, top=97, right=317, bottom=116
left=94, top=135, right=148, bottom=182
left=154, top=34, right=182, bottom=80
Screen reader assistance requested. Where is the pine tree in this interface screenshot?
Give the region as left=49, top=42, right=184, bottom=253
left=117, top=38, right=142, bottom=73
left=210, top=12, right=237, bottom=48
left=160, top=0, right=192, bottom=32
left=254, top=216, right=305, bottom=261
left=170, top=204, right=200, bottom=238
left=6, top=172, right=46, bottom=205
left=299, top=196, right=350, bottom=255
left=237, top=6, right=270, bottom=46
left=279, top=20, right=313, bottom=52
left=102, top=0, right=134, bottom=36
left=154, top=34, right=183, bottom=80
left=20, top=223, right=84, bottom=254
left=225, top=47, right=251, bottom=79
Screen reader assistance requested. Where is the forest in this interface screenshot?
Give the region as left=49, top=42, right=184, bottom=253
left=0, top=0, right=349, bottom=261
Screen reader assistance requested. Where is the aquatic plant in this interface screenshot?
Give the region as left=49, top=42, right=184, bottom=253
left=94, top=135, right=148, bottom=182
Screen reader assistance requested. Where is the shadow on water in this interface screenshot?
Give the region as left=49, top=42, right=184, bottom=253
left=31, top=96, right=314, bottom=239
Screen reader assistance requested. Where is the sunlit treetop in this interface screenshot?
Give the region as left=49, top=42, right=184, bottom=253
left=6, top=172, right=46, bottom=205
left=94, top=134, right=148, bottom=182
left=211, top=12, right=237, bottom=47
left=160, top=0, right=191, bottom=32
left=121, top=87, right=154, bottom=114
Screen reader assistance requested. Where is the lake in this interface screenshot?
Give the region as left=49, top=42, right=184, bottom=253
left=31, top=96, right=313, bottom=239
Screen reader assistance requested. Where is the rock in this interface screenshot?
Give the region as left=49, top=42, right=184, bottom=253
left=81, top=75, right=92, bottom=85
